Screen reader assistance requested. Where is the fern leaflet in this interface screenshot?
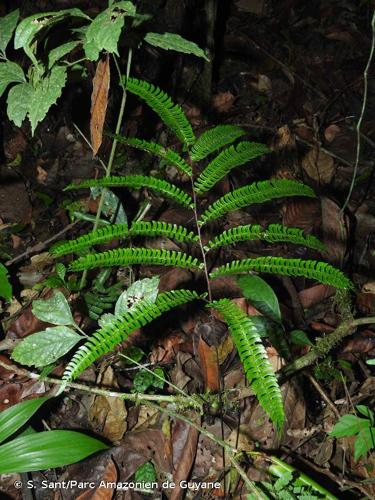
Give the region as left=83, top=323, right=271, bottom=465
left=205, top=224, right=325, bottom=252
left=68, top=248, right=204, bottom=272
left=194, top=141, right=269, bottom=194
left=208, top=299, right=285, bottom=431
left=125, top=78, right=196, bottom=146
left=210, top=257, right=353, bottom=289
left=51, top=222, right=198, bottom=257
left=190, top=125, right=246, bottom=161
left=63, top=290, right=202, bottom=384
left=65, top=175, right=193, bottom=208
left=111, top=136, right=192, bottom=176
left=199, top=179, right=315, bottom=225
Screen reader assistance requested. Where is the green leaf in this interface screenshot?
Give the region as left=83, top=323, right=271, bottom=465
left=0, top=397, right=49, bottom=445
left=290, top=329, right=313, bottom=347
left=55, top=263, right=66, bottom=282
left=0, top=430, right=108, bottom=474
left=0, top=61, right=25, bottom=98
left=48, top=40, right=80, bottom=68
left=329, top=414, right=371, bottom=438
left=133, top=367, right=165, bottom=392
left=29, top=65, right=67, bottom=134
left=120, top=346, right=145, bottom=365
left=90, top=187, right=127, bottom=225
left=237, top=275, right=281, bottom=323
left=6, top=82, right=33, bottom=127
left=0, top=9, right=19, bottom=54
left=32, top=291, right=75, bottom=326
left=356, top=405, right=374, bottom=424
left=83, top=3, right=136, bottom=61
left=0, top=263, right=12, bottom=301
left=366, top=358, right=375, bottom=366
left=135, top=461, right=157, bottom=483
left=144, top=32, right=208, bottom=61
left=354, top=427, right=375, bottom=462
left=115, top=277, right=159, bottom=315
left=11, top=326, right=82, bottom=368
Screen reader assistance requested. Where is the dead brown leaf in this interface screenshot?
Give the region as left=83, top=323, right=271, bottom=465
left=302, top=147, right=335, bottom=184
left=76, top=459, right=117, bottom=500
left=211, top=91, right=236, bottom=113
left=321, top=197, right=348, bottom=265
left=197, top=337, right=220, bottom=391
left=90, top=55, right=110, bottom=156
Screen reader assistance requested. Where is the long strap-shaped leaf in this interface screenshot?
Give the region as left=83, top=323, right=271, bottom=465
left=190, top=125, right=246, bottom=161
left=63, top=290, right=201, bottom=384
left=68, top=248, right=204, bottom=272
left=210, top=256, right=353, bottom=289
left=51, top=221, right=198, bottom=257
left=198, top=179, right=315, bottom=225
left=208, top=299, right=285, bottom=432
left=65, top=175, right=193, bottom=208
left=111, top=136, right=192, bottom=176
left=125, top=78, right=196, bottom=146
left=194, top=141, right=269, bottom=194
left=205, top=224, right=325, bottom=252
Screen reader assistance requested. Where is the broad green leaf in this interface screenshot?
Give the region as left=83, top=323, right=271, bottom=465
left=354, top=427, right=375, bottom=462
left=0, top=61, right=25, bottom=97
left=0, top=397, right=49, bottom=445
left=29, top=65, right=67, bottom=134
left=290, top=329, right=313, bottom=346
left=329, top=414, right=371, bottom=438
left=237, top=274, right=281, bottom=323
left=144, top=32, right=209, bottom=61
left=14, top=9, right=88, bottom=52
left=90, top=187, right=127, bottom=224
left=115, top=277, right=159, bottom=315
left=366, top=358, right=375, bottom=365
left=48, top=40, right=80, bottom=68
left=133, top=367, right=165, bottom=392
left=0, top=9, right=19, bottom=54
left=32, top=290, right=75, bottom=326
left=98, top=313, right=117, bottom=328
left=83, top=3, right=134, bottom=61
left=356, top=405, right=374, bottom=424
left=11, top=326, right=81, bottom=368
left=0, top=263, right=12, bottom=301
left=6, top=82, right=32, bottom=127
left=135, top=461, right=157, bottom=483
left=0, top=430, right=108, bottom=473
left=120, top=346, right=145, bottom=365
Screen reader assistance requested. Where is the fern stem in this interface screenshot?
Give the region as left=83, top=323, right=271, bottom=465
left=191, top=178, right=212, bottom=302
left=80, top=49, right=133, bottom=289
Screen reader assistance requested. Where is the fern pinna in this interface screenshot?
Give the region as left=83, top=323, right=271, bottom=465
left=50, top=77, right=353, bottom=430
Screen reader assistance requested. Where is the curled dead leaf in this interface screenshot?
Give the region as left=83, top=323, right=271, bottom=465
left=90, top=55, right=110, bottom=156
left=302, top=147, right=335, bottom=184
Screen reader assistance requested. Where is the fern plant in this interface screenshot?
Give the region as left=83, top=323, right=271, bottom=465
left=49, top=78, right=353, bottom=432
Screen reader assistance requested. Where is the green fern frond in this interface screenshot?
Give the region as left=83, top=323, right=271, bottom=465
left=65, top=175, right=193, bottom=208
left=190, top=125, right=246, bottom=161
left=205, top=224, right=325, bottom=252
left=199, top=179, right=315, bottom=225
left=50, top=221, right=198, bottom=257
left=112, top=136, right=192, bottom=176
left=68, top=248, right=204, bottom=272
left=63, top=289, right=202, bottom=383
left=210, top=257, right=353, bottom=289
left=125, top=78, right=195, bottom=146
left=208, top=299, right=285, bottom=431
left=194, top=141, right=269, bottom=194
left=129, top=221, right=198, bottom=243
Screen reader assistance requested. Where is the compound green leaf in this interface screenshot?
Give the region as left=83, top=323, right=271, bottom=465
left=11, top=326, right=81, bottom=368
left=32, top=291, right=75, bottom=326
left=48, top=40, right=80, bottom=68
left=29, top=65, right=67, bottom=134
left=329, top=414, right=371, bottom=438
left=237, top=274, right=281, bottom=324
left=6, top=82, right=33, bottom=127
left=354, top=428, right=375, bottom=462
left=115, top=276, right=159, bottom=315
left=0, top=9, right=19, bottom=54
left=356, top=405, right=374, bottom=424
left=144, top=32, right=208, bottom=61
left=0, top=397, right=49, bottom=445
left=0, top=61, right=25, bottom=98
left=0, top=263, right=12, bottom=301
left=0, top=430, right=108, bottom=474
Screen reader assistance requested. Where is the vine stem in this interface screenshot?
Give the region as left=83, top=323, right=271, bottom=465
left=340, top=10, right=375, bottom=214
left=190, top=178, right=213, bottom=302
left=79, top=49, right=133, bottom=289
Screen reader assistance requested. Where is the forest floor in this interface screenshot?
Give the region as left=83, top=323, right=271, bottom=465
left=0, top=0, right=375, bottom=499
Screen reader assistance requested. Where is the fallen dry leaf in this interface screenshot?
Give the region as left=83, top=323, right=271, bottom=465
left=76, top=459, right=117, bottom=500
left=197, top=337, right=220, bottom=391
left=90, top=55, right=110, bottom=156
left=321, top=197, right=348, bottom=265
left=302, top=147, right=335, bottom=184
left=211, top=91, right=236, bottom=113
